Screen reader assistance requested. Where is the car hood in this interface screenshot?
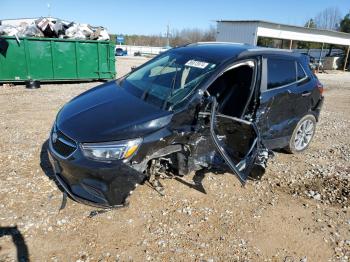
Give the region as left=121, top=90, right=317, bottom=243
left=56, top=81, right=172, bottom=142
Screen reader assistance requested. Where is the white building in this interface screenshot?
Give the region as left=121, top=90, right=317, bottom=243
left=216, top=20, right=350, bottom=70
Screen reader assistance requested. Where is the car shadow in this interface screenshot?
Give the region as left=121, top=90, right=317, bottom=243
left=39, top=139, right=65, bottom=194
left=174, top=169, right=207, bottom=194
left=0, top=226, right=29, bottom=262
left=272, top=148, right=292, bottom=154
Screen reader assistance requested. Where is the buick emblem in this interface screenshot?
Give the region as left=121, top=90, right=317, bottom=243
left=52, top=131, right=58, bottom=143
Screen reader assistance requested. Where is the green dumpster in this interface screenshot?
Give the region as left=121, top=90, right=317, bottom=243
left=0, top=36, right=116, bottom=82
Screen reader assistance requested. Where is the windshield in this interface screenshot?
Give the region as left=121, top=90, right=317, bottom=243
left=121, top=51, right=217, bottom=110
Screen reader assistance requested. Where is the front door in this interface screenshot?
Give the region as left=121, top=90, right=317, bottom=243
left=207, top=98, right=262, bottom=184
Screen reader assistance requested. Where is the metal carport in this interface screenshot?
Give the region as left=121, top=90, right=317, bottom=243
left=216, top=20, right=350, bottom=71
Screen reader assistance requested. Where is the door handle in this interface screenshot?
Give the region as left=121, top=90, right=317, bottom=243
left=302, top=91, right=312, bottom=97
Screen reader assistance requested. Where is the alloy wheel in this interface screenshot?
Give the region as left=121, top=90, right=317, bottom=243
left=294, top=119, right=315, bottom=151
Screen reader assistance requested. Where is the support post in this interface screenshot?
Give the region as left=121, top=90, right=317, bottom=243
left=344, top=45, right=350, bottom=71
left=318, top=43, right=324, bottom=73
left=289, top=39, right=293, bottom=50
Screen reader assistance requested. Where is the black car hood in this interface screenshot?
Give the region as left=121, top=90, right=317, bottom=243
left=56, top=81, right=172, bottom=142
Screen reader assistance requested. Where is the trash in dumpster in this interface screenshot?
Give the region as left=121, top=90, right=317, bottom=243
left=0, top=17, right=110, bottom=40
left=90, top=27, right=110, bottom=41
left=36, top=17, right=58, bottom=38
left=52, top=19, right=69, bottom=38
left=65, top=23, right=94, bottom=40
left=23, top=24, right=44, bottom=37
left=0, top=25, right=19, bottom=36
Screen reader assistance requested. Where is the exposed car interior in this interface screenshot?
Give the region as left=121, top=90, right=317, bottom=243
left=205, top=62, right=257, bottom=165
left=207, top=63, right=255, bottom=118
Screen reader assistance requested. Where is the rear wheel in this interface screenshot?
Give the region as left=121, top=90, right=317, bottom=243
left=285, top=114, right=316, bottom=154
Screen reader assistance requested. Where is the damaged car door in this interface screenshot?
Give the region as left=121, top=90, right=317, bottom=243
left=206, top=97, right=263, bottom=184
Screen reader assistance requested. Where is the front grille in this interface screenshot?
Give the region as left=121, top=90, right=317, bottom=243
left=52, top=129, right=77, bottom=157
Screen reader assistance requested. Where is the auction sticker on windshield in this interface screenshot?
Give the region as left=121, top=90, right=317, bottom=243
left=185, top=60, right=209, bottom=69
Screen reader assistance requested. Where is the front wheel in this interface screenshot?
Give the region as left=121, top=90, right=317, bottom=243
left=285, top=114, right=317, bottom=154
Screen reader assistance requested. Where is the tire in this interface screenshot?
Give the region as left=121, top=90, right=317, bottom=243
left=25, top=80, right=41, bottom=89
left=285, top=114, right=317, bottom=154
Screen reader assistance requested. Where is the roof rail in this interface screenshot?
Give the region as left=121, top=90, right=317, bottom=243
left=195, top=41, right=250, bottom=45
left=247, top=47, right=293, bottom=53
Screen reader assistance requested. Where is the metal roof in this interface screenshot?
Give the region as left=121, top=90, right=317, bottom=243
left=217, top=20, right=350, bottom=37
left=172, top=42, right=303, bottom=64
left=217, top=20, right=350, bottom=46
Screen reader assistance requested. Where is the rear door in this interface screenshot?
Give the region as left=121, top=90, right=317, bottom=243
left=256, top=56, right=299, bottom=149
left=207, top=98, right=262, bottom=184
left=293, top=61, right=318, bottom=117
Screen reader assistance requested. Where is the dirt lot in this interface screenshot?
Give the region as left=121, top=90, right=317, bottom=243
left=0, top=56, right=349, bottom=261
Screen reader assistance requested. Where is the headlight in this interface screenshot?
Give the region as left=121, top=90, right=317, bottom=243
left=81, top=138, right=142, bottom=161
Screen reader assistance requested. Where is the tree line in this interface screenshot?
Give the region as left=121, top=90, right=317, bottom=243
left=305, top=7, right=350, bottom=32
left=298, top=8, right=350, bottom=50
left=111, top=26, right=216, bottom=47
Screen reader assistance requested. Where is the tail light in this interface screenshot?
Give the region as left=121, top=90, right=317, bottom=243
left=316, top=80, right=324, bottom=95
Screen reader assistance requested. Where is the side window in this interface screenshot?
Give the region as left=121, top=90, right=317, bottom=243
left=267, top=58, right=296, bottom=89
left=297, top=62, right=307, bottom=81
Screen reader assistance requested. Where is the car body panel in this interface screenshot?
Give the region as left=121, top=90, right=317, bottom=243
left=256, top=54, right=323, bottom=150
left=49, top=148, right=145, bottom=207
left=208, top=98, right=260, bottom=184
left=57, top=81, right=172, bottom=143
left=48, top=43, right=324, bottom=208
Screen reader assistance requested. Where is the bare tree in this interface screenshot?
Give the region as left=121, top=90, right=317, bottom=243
left=181, top=28, right=203, bottom=43
left=314, top=7, right=342, bottom=30
left=202, top=25, right=217, bottom=41
left=304, top=18, right=317, bottom=28
left=122, top=26, right=216, bottom=47
left=170, top=26, right=217, bottom=46
left=170, top=29, right=185, bottom=46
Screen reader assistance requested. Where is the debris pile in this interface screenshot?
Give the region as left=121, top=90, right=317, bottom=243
left=0, top=17, right=110, bottom=40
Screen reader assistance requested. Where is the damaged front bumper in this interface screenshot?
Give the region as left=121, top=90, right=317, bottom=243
left=48, top=142, right=146, bottom=208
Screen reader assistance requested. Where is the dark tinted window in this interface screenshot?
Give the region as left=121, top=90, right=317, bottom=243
left=297, top=62, right=307, bottom=80
left=267, top=58, right=296, bottom=89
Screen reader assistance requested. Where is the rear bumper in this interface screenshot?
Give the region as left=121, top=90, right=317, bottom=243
left=48, top=141, right=146, bottom=208
left=314, top=96, right=324, bottom=121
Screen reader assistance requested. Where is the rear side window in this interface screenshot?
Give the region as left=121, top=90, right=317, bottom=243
left=297, top=62, right=307, bottom=80
left=267, top=58, right=296, bottom=89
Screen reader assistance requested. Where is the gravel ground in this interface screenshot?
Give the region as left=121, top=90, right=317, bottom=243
left=0, top=56, right=349, bottom=261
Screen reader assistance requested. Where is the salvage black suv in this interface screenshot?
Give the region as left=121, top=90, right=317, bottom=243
left=48, top=43, right=324, bottom=208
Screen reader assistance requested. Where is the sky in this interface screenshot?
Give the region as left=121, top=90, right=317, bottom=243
left=1, top=0, right=350, bottom=35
